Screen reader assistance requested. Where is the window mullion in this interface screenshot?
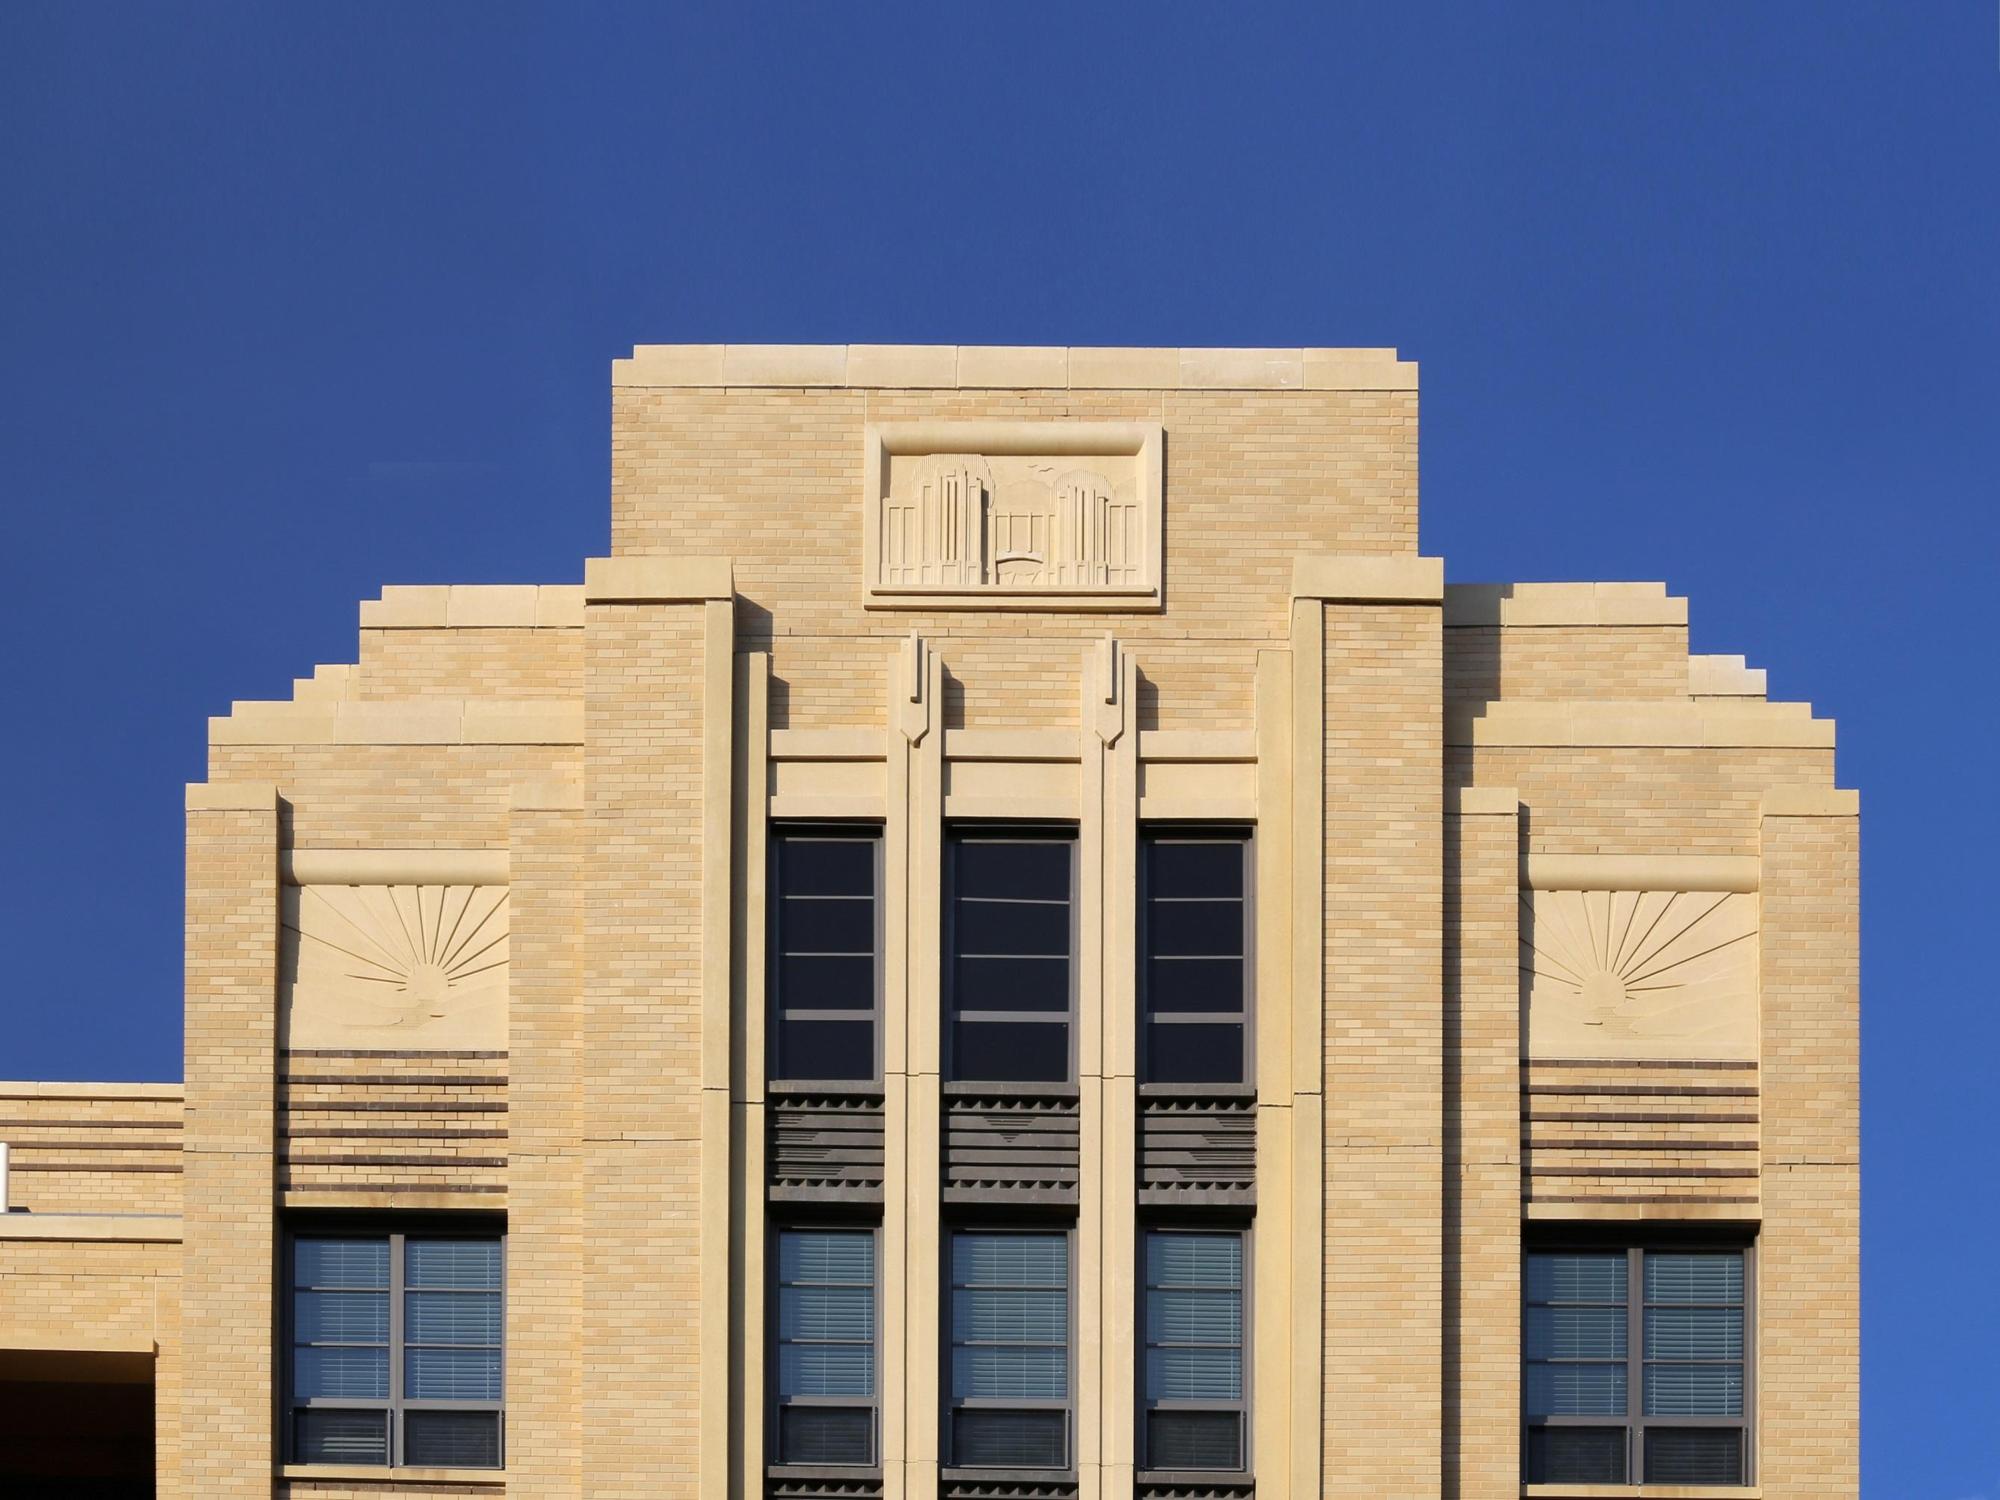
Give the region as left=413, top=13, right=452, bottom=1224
left=1628, top=1246, right=1644, bottom=1475
left=390, top=1231, right=405, bottom=1468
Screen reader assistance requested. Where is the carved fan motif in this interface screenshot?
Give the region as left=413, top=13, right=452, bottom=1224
left=282, top=884, right=509, bottom=1048
left=1521, top=889, right=1758, bottom=1060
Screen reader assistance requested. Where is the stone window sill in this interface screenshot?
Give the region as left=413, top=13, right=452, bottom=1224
left=1523, top=1485, right=1760, bottom=1500
left=279, top=1464, right=505, bottom=1485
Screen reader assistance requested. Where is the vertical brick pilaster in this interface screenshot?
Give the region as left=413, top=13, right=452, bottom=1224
left=1442, top=789, right=1521, bottom=1499
left=179, top=781, right=280, bottom=1497
left=1758, top=793, right=1860, bottom=1498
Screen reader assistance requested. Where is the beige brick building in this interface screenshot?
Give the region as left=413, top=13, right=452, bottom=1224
left=0, top=345, right=1859, bottom=1499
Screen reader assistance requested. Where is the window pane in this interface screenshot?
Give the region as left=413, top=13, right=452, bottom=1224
left=295, top=1238, right=389, bottom=1289
left=404, top=1410, right=502, bottom=1469
left=780, top=1284, right=875, bottom=1343
left=1144, top=958, right=1245, bottom=1015
left=780, top=1342, right=877, bottom=1398
left=955, top=840, right=1071, bottom=902
left=951, top=1019, right=1068, bottom=1082
left=777, top=1230, right=876, bottom=1407
left=953, top=1233, right=1067, bottom=1286
left=295, top=1345, right=388, bottom=1401
left=1145, top=1022, right=1244, bottom=1084
left=296, top=1409, right=388, bottom=1466
left=1147, top=1288, right=1243, bottom=1346
left=1644, top=1427, right=1744, bottom=1485
left=406, top=1239, right=501, bottom=1290
left=1526, top=1252, right=1627, bottom=1305
left=779, top=837, right=874, bottom=897
left=294, top=1290, right=388, bottom=1345
left=1643, top=1251, right=1743, bottom=1305
left=950, top=1232, right=1070, bottom=1414
left=953, top=1287, right=1069, bottom=1343
left=952, top=1409, right=1067, bottom=1469
left=953, top=956, right=1071, bottom=1013
left=780, top=1406, right=874, bottom=1465
left=1147, top=1409, right=1243, bottom=1470
left=1644, top=1362, right=1743, bottom=1417
left=1525, top=1305, right=1627, bottom=1361
left=1645, top=1305, right=1743, bottom=1361
left=780, top=895, right=874, bottom=955
left=1526, top=1426, right=1627, bottom=1485
left=406, top=1346, right=503, bottom=1402
left=778, top=953, right=876, bottom=1010
left=1146, top=1232, right=1243, bottom=1288
left=952, top=1345, right=1069, bottom=1400
left=406, top=1291, right=503, bottom=1346
left=1145, top=1346, right=1242, bottom=1402
left=1145, top=840, right=1243, bottom=900
left=779, top=1230, right=875, bottom=1284
left=1146, top=899, right=1243, bottom=958
left=1523, top=1361, right=1626, bottom=1417
left=956, top=896, right=1070, bottom=956
left=776, top=1018, right=874, bottom=1080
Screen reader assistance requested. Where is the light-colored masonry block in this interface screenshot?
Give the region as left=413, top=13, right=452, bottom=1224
left=1, top=344, right=1853, bottom=1500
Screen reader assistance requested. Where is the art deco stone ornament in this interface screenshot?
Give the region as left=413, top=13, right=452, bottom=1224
left=862, top=421, right=1165, bottom=608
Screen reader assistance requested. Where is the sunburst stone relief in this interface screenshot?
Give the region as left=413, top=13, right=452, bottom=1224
left=282, top=883, right=508, bottom=1048
left=1522, top=888, right=1758, bottom=1060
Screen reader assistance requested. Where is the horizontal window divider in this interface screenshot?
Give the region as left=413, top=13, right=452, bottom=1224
left=942, top=1081, right=1081, bottom=1101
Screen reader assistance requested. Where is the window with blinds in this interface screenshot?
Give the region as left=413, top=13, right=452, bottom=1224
left=774, top=1228, right=878, bottom=1465
left=771, top=827, right=881, bottom=1084
left=1141, top=1228, right=1247, bottom=1471
left=948, top=1230, right=1070, bottom=1469
left=288, top=1229, right=504, bottom=1469
left=1139, top=829, right=1251, bottom=1085
left=1524, top=1244, right=1750, bottom=1486
left=946, top=830, right=1075, bottom=1084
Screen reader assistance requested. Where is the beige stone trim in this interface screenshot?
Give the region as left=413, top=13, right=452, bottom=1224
left=1136, top=759, right=1257, bottom=819
left=1688, top=653, right=1767, bottom=697
left=1136, top=729, right=1256, bottom=762
left=1448, top=700, right=1835, bottom=749
left=1522, top=1201, right=1760, bottom=1224
left=941, top=728, right=1080, bottom=762
left=699, top=598, right=734, bottom=1500
left=277, top=1465, right=506, bottom=1486
left=511, top=774, right=583, bottom=812
left=582, top=554, right=734, bottom=603
left=185, top=781, right=277, bottom=811
left=0, top=1214, right=181, bottom=1243
left=1443, top=581, right=1688, bottom=627
left=358, top=582, right=583, bottom=629
left=281, top=1189, right=505, bottom=1211
left=942, top=758, right=1079, bottom=819
left=1291, top=553, right=1445, bottom=604
left=767, top=759, right=888, bottom=819
left=210, top=699, right=583, bottom=746
left=615, top=344, right=1416, bottom=390
left=0, top=1082, right=183, bottom=1101
left=1523, top=853, right=1760, bottom=893
left=769, top=727, right=888, bottom=760
left=281, top=849, right=508, bottom=886
left=1450, top=785, right=1520, bottom=817
left=1762, top=785, right=1860, bottom=817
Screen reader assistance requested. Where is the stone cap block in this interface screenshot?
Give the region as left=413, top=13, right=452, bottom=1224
left=360, top=584, right=583, bottom=630
left=583, top=555, right=734, bottom=603
left=1763, top=785, right=1860, bottom=817
left=1444, top=581, right=1688, bottom=627
left=186, top=780, right=278, bottom=812
left=613, top=344, right=1417, bottom=391
left=1292, top=554, right=1444, bottom=604
left=1449, top=786, right=1520, bottom=816
left=1689, top=653, right=1768, bottom=697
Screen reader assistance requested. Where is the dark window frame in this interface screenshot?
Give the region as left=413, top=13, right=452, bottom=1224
left=1137, top=1222, right=1252, bottom=1478
left=1138, top=824, right=1255, bottom=1089
left=769, top=823, right=886, bottom=1089
left=1523, top=1236, right=1756, bottom=1487
left=283, top=1220, right=506, bottom=1471
left=942, top=1224, right=1076, bottom=1475
left=768, top=1221, right=882, bottom=1471
left=943, top=824, right=1079, bottom=1087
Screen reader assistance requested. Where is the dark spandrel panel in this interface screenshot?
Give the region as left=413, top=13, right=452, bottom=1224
left=952, top=1408, right=1067, bottom=1469
left=295, top=1408, right=388, bottom=1466
left=955, top=839, right=1072, bottom=902
left=1526, top=1425, right=1627, bottom=1485
left=778, top=953, right=876, bottom=1010
left=1644, top=1427, right=1743, bottom=1485
left=955, top=896, right=1071, bottom=957
left=1145, top=839, right=1245, bottom=900
left=781, top=895, right=876, bottom=955
left=1145, top=898, right=1243, bottom=958
left=951, top=1019, right=1069, bottom=1083
left=1146, top=1410, right=1243, bottom=1470
left=1144, top=957, right=1245, bottom=1015
left=404, top=1409, right=503, bottom=1469
left=780, top=1405, right=875, bottom=1465
left=1146, top=1022, right=1244, bottom=1085
left=954, top=955, right=1071, bottom=1013
left=777, top=1018, right=874, bottom=1081
left=779, top=837, right=876, bottom=897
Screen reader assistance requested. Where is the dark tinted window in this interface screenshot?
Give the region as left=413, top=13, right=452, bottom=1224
left=949, top=1231, right=1069, bottom=1469
left=774, top=1228, right=877, bottom=1465
left=947, top=831, right=1073, bottom=1083
left=1141, top=1229, right=1245, bottom=1472
left=772, top=828, right=879, bottom=1083
left=1141, top=831, right=1249, bottom=1084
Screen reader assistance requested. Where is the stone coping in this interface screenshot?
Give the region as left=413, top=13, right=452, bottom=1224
left=614, top=343, right=1417, bottom=391
left=0, top=1082, right=182, bottom=1100
left=1444, top=582, right=1686, bottom=627
left=0, top=1213, right=183, bottom=1243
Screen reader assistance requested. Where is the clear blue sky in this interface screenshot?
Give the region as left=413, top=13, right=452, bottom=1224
left=2, top=2, right=1992, bottom=1491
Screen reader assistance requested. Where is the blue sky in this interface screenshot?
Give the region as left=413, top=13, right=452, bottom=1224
left=2, top=2, right=1993, bottom=1491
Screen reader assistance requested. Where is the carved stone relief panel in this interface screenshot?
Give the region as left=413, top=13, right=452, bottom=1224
left=281, top=883, right=509, bottom=1049
left=1522, top=889, right=1758, bottom=1060
left=863, top=421, right=1164, bottom=609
